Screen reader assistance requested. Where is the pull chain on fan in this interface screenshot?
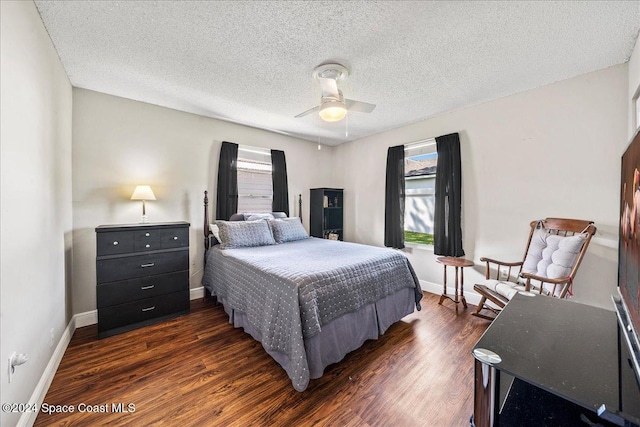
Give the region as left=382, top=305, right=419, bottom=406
left=345, top=111, right=349, bottom=137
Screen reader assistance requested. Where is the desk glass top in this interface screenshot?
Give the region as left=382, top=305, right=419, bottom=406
left=473, top=293, right=640, bottom=422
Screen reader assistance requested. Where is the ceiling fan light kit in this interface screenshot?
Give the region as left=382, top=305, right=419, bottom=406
left=295, top=63, right=376, bottom=122
left=319, top=99, right=347, bottom=121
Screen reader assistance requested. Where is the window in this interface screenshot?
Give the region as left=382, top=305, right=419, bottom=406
left=237, top=145, right=273, bottom=213
left=404, top=139, right=437, bottom=245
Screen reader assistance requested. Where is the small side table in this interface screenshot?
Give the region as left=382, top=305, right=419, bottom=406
left=436, top=256, right=474, bottom=309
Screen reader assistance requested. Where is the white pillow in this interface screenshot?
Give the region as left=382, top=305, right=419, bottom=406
left=209, top=224, right=221, bottom=243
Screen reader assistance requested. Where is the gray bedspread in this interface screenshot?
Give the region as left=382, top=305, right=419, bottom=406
left=202, top=237, right=422, bottom=391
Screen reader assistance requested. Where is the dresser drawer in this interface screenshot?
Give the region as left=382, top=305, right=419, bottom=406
left=134, top=229, right=161, bottom=252
left=97, top=290, right=189, bottom=333
left=97, top=250, right=188, bottom=283
left=97, top=270, right=187, bottom=308
left=97, top=231, right=134, bottom=256
left=160, top=227, right=189, bottom=249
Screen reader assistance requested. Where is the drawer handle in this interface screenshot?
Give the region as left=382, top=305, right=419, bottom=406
left=145, top=244, right=150, bottom=248
left=145, top=233, right=150, bottom=237
left=141, top=285, right=155, bottom=290
left=173, top=236, right=178, bottom=240
left=113, top=241, right=118, bottom=246
left=141, top=306, right=156, bottom=312
left=141, top=263, right=155, bottom=268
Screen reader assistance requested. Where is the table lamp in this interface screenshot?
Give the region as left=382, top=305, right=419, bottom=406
left=131, top=185, right=156, bottom=223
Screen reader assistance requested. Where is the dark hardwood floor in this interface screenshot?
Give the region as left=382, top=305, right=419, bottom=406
left=35, top=293, right=488, bottom=426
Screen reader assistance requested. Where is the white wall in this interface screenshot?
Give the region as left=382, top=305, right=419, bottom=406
left=629, top=36, right=640, bottom=137
left=335, top=64, right=628, bottom=310
left=72, top=89, right=337, bottom=314
left=0, top=2, right=73, bottom=426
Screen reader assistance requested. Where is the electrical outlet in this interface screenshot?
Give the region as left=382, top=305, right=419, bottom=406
left=50, top=328, right=54, bottom=348
left=499, top=267, right=509, bottom=280
left=8, top=352, right=16, bottom=383
left=8, top=352, right=29, bottom=383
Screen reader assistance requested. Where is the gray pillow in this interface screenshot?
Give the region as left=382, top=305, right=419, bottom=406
left=242, top=212, right=275, bottom=221
left=268, top=217, right=309, bottom=243
left=215, top=220, right=276, bottom=249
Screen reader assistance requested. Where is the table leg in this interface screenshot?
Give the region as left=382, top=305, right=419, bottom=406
left=438, top=265, right=447, bottom=305
left=454, top=267, right=459, bottom=303
left=461, top=265, right=468, bottom=309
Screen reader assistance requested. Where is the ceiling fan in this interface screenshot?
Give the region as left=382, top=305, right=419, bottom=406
left=295, top=63, right=376, bottom=122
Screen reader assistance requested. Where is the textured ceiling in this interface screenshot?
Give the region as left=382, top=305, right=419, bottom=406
left=34, top=1, right=640, bottom=146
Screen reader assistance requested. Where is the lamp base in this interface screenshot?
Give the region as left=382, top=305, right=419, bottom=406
left=140, top=215, right=149, bottom=224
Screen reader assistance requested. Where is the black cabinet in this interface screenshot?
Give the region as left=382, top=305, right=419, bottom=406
left=96, top=222, right=190, bottom=338
left=310, top=188, right=343, bottom=240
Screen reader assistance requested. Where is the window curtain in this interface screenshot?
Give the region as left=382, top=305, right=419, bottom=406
left=271, top=149, right=289, bottom=216
left=216, top=141, right=239, bottom=220
left=384, top=145, right=406, bottom=249
left=434, top=133, right=464, bottom=257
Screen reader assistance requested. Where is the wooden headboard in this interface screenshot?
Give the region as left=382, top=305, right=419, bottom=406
left=203, top=191, right=212, bottom=254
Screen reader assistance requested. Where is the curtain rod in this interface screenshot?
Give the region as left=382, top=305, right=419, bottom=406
left=404, top=138, right=436, bottom=151
left=238, top=145, right=271, bottom=155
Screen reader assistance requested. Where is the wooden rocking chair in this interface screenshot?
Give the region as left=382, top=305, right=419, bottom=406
left=472, top=218, right=596, bottom=321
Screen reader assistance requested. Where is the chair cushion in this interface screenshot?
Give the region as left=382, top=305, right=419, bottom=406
left=482, top=279, right=551, bottom=300
left=483, top=279, right=525, bottom=300
left=520, top=229, right=586, bottom=295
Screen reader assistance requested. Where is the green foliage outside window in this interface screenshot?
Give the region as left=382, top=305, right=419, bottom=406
left=404, top=230, right=434, bottom=245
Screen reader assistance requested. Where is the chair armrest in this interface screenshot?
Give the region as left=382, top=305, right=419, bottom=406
left=479, top=257, right=523, bottom=280
left=479, top=257, right=523, bottom=267
left=519, top=272, right=572, bottom=297
left=518, top=272, right=570, bottom=285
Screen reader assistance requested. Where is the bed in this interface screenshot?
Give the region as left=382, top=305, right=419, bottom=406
left=201, top=192, right=422, bottom=391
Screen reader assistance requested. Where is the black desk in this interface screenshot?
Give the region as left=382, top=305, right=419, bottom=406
left=472, top=293, right=640, bottom=427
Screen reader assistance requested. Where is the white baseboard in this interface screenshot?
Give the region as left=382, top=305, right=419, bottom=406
left=74, top=310, right=97, bottom=328
left=16, top=286, right=207, bottom=426
left=190, top=286, right=205, bottom=300
left=18, top=316, right=76, bottom=427
left=420, top=279, right=483, bottom=307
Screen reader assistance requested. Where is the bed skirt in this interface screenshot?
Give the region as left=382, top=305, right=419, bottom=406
left=217, top=287, right=415, bottom=385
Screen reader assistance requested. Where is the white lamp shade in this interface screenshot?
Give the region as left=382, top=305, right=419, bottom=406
left=319, top=100, right=347, bottom=122
left=131, top=185, right=156, bottom=201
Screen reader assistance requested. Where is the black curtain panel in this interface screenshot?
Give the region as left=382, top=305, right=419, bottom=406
left=271, top=149, right=290, bottom=216
left=434, top=133, right=464, bottom=257
left=216, top=141, right=239, bottom=220
left=384, top=145, right=406, bottom=249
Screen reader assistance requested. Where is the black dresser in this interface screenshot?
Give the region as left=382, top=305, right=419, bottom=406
left=96, top=222, right=190, bottom=338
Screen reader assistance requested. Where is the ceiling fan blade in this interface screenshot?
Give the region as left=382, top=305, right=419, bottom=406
left=294, top=105, right=320, bottom=118
left=345, top=99, right=376, bottom=113
left=318, top=77, right=340, bottom=99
